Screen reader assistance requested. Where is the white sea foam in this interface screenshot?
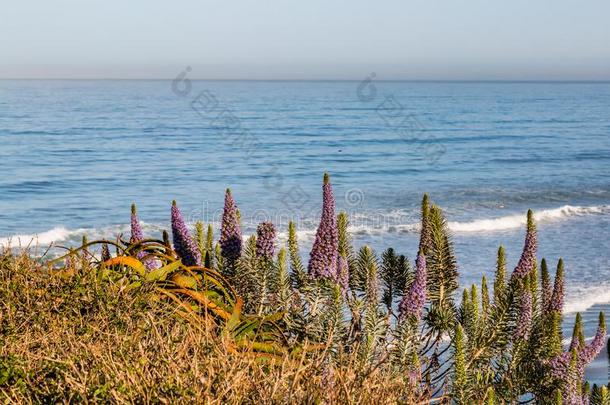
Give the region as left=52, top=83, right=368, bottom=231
left=0, top=226, right=75, bottom=248
left=448, top=205, right=609, bottom=233
left=0, top=224, right=136, bottom=249
left=564, top=285, right=610, bottom=315
left=2, top=204, right=608, bottom=249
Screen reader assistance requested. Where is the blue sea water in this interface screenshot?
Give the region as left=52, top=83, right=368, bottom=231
left=1, top=79, right=609, bottom=381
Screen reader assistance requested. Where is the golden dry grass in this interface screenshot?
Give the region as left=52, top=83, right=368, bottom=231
left=0, top=251, right=428, bottom=404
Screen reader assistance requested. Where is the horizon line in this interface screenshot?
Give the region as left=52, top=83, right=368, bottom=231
left=2, top=78, right=610, bottom=83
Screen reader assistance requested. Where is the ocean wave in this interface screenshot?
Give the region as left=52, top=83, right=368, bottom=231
left=2, top=204, right=608, bottom=248
left=0, top=224, right=137, bottom=249
left=448, top=205, right=609, bottom=233
left=564, top=285, right=610, bottom=315
left=0, top=226, right=75, bottom=247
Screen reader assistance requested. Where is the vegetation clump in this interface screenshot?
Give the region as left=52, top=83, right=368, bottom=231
left=0, top=173, right=607, bottom=403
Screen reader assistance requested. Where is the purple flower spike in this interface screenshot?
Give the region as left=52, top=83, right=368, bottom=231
left=549, top=351, right=571, bottom=381
left=308, top=173, right=338, bottom=279
left=515, top=292, right=533, bottom=340
left=512, top=210, right=537, bottom=279
left=219, top=189, right=243, bottom=263
left=549, top=313, right=606, bottom=403
left=547, top=259, right=564, bottom=313
left=130, top=204, right=156, bottom=270
left=255, top=221, right=276, bottom=260
left=171, top=201, right=202, bottom=267
left=580, top=313, right=606, bottom=364
left=337, top=255, right=349, bottom=294
left=130, top=204, right=144, bottom=244
left=399, top=253, right=427, bottom=323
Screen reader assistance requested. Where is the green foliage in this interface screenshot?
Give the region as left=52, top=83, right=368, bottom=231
left=541, top=258, right=551, bottom=309
left=418, top=193, right=432, bottom=255
left=481, top=276, right=490, bottom=316
left=470, top=284, right=479, bottom=326
left=337, top=211, right=353, bottom=259
left=591, top=385, right=610, bottom=405
left=571, top=312, right=585, bottom=349
left=287, top=221, right=307, bottom=290
left=235, top=236, right=259, bottom=312
left=204, top=224, right=214, bottom=268
left=484, top=387, right=496, bottom=405
left=452, top=324, right=468, bottom=403
left=380, top=247, right=410, bottom=312
left=194, top=221, right=205, bottom=258
left=213, top=243, right=224, bottom=273
left=272, top=248, right=291, bottom=310
left=493, top=246, right=506, bottom=304
left=358, top=246, right=385, bottom=362
left=423, top=203, right=459, bottom=358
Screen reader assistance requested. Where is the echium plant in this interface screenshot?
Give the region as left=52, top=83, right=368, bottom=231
left=271, top=247, right=292, bottom=313
left=512, top=209, right=537, bottom=280
left=421, top=198, right=459, bottom=378
left=392, top=251, right=426, bottom=381
left=255, top=221, right=276, bottom=261
left=235, top=235, right=259, bottom=312
left=130, top=203, right=156, bottom=270
left=194, top=221, right=205, bottom=260
left=205, top=224, right=214, bottom=268
left=171, top=201, right=201, bottom=266
left=398, top=252, right=426, bottom=324
left=549, top=312, right=606, bottom=404
left=253, top=221, right=277, bottom=315
left=359, top=246, right=384, bottom=362
left=308, top=173, right=338, bottom=280
left=219, top=189, right=242, bottom=274
left=515, top=278, right=533, bottom=341
left=287, top=221, right=307, bottom=289
left=336, top=211, right=352, bottom=294
left=381, top=247, right=410, bottom=315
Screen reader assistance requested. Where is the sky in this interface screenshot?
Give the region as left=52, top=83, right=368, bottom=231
left=1, top=0, right=609, bottom=80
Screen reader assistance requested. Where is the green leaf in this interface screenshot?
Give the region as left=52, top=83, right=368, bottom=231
left=145, top=260, right=182, bottom=282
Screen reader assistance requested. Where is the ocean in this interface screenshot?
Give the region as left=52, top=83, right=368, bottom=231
left=1, top=79, right=609, bottom=382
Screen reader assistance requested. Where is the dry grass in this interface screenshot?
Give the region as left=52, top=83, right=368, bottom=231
left=0, top=251, right=425, bottom=404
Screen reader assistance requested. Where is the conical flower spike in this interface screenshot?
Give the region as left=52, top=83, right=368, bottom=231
left=580, top=312, right=607, bottom=364
left=569, top=313, right=585, bottom=352
left=130, top=203, right=144, bottom=244
left=337, top=255, right=349, bottom=294
left=130, top=203, right=156, bottom=270
left=512, top=210, right=537, bottom=280
left=255, top=221, right=276, bottom=260
left=171, top=201, right=202, bottom=267
left=541, top=258, right=552, bottom=310
left=493, top=245, right=506, bottom=304
left=219, top=189, right=243, bottom=264
left=418, top=194, right=432, bottom=256
left=548, top=259, right=564, bottom=313
left=398, top=253, right=427, bottom=323
left=308, top=173, right=338, bottom=279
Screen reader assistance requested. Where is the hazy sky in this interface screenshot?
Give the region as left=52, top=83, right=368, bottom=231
left=2, top=0, right=609, bottom=80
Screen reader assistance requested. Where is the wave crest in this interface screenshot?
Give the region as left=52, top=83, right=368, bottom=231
left=448, top=205, right=609, bottom=233
left=1, top=204, right=608, bottom=248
